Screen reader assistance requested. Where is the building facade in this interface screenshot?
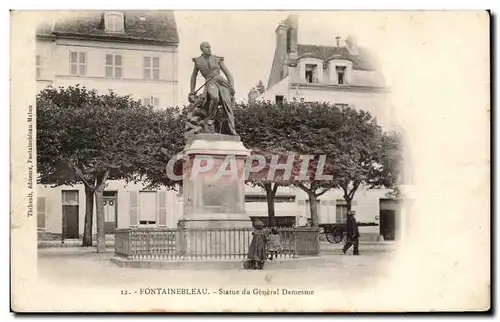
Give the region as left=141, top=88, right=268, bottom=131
left=36, top=11, right=182, bottom=239
left=258, top=15, right=395, bottom=130
left=252, top=15, right=403, bottom=241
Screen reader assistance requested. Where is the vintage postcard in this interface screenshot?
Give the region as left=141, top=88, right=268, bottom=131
left=10, top=9, right=490, bottom=312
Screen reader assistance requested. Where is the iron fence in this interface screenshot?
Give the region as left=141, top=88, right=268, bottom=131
left=114, top=227, right=319, bottom=260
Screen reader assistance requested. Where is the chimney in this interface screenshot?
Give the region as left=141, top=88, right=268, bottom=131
left=275, top=20, right=289, bottom=59
left=286, top=14, right=298, bottom=54
left=335, top=36, right=341, bottom=47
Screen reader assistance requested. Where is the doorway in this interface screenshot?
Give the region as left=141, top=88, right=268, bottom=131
left=379, top=199, right=401, bottom=241
left=104, top=191, right=118, bottom=234
left=379, top=210, right=396, bottom=240
left=62, top=190, right=79, bottom=239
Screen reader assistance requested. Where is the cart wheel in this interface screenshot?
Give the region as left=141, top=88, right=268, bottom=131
left=333, top=233, right=344, bottom=244
left=325, top=233, right=336, bottom=244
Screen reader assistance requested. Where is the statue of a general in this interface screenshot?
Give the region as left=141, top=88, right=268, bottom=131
left=186, top=42, right=238, bottom=136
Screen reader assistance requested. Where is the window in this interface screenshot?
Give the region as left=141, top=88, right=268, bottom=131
left=37, top=197, right=46, bottom=229
left=334, top=103, right=350, bottom=109
left=106, top=54, right=122, bottom=78
left=62, top=190, right=79, bottom=205
left=245, top=195, right=296, bottom=203
left=249, top=216, right=296, bottom=227
left=336, top=66, right=346, bottom=85
left=305, top=64, right=318, bottom=83
left=139, top=191, right=156, bottom=225
left=143, top=57, right=160, bottom=80
left=336, top=200, right=348, bottom=223
left=142, top=96, right=160, bottom=107
left=275, top=95, right=284, bottom=106
left=36, top=55, right=41, bottom=79
left=70, top=51, right=86, bottom=76
left=105, top=13, right=125, bottom=33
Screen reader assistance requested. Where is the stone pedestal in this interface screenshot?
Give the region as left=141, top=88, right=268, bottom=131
left=177, top=133, right=253, bottom=257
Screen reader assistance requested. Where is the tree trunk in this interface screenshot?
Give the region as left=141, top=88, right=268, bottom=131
left=263, top=183, right=278, bottom=227
left=308, top=194, right=319, bottom=227
left=81, top=184, right=94, bottom=247
left=95, top=171, right=110, bottom=253
left=95, top=186, right=106, bottom=253
left=342, top=182, right=360, bottom=212
left=344, top=196, right=352, bottom=212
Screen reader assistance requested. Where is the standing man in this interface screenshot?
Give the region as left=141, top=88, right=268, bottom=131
left=343, top=210, right=360, bottom=255
left=190, top=42, right=237, bottom=135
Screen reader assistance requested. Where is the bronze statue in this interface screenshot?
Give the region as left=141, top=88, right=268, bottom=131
left=186, top=42, right=237, bottom=136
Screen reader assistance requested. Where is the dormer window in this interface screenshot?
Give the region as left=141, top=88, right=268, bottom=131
left=105, top=12, right=125, bottom=33
left=305, top=64, right=318, bottom=83
left=336, top=66, right=346, bottom=85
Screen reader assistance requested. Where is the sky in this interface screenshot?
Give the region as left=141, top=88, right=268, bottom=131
left=173, top=11, right=395, bottom=106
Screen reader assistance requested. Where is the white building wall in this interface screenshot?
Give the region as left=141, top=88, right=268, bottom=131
left=36, top=38, right=178, bottom=107
left=258, top=76, right=290, bottom=102
left=257, top=84, right=394, bottom=130
left=36, top=35, right=181, bottom=237
left=292, top=87, right=393, bottom=129
left=38, top=181, right=183, bottom=235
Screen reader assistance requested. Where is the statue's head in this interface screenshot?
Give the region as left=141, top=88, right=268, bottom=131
left=200, top=42, right=212, bottom=55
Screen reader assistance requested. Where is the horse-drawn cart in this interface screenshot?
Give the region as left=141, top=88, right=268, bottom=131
left=319, top=222, right=379, bottom=243
left=319, top=223, right=346, bottom=244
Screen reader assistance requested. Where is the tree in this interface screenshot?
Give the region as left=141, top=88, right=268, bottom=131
left=373, top=131, right=404, bottom=198
left=37, top=85, right=174, bottom=251
left=256, top=80, right=265, bottom=94
left=127, top=107, right=186, bottom=190
left=235, top=100, right=342, bottom=227
left=281, top=101, right=343, bottom=227
left=235, top=100, right=401, bottom=228
left=234, top=100, right=289, bottom=226
left=326, top=107, right=402, bottom=211
left=245, top=150, right=306, bottom=226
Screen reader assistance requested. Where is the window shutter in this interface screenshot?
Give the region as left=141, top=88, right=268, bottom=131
left=329, top=200, right=335, bottom=223
left=158, top=191, right=167, bottom=226
left=143, top=57, right=151, bottom=79
left=129, top=191, right=139, bottom=226
left=37, top=197, right=46, bottom=229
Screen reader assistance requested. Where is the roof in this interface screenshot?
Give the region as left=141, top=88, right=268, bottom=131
left=297, top=44, right=378, bottom=71
left=37, top=11, right=179, bottom=46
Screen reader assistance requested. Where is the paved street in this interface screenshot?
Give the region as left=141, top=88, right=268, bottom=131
left=37, top=243, right=397, bottom=287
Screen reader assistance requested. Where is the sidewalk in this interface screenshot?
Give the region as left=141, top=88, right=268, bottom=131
left=38, top=248, right=394, bottom=272
left=38, top=238, right=114, bottom=249
left=319, top=241, right=397, bottom=255
left=38, top=241, right=396, bottom=257
left=38, top=246, right=115, bottom=255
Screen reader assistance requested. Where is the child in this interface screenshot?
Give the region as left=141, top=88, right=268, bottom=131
left=244, top=220, right=268, bottom=270
left=267, top=228, right=282, bottom=260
